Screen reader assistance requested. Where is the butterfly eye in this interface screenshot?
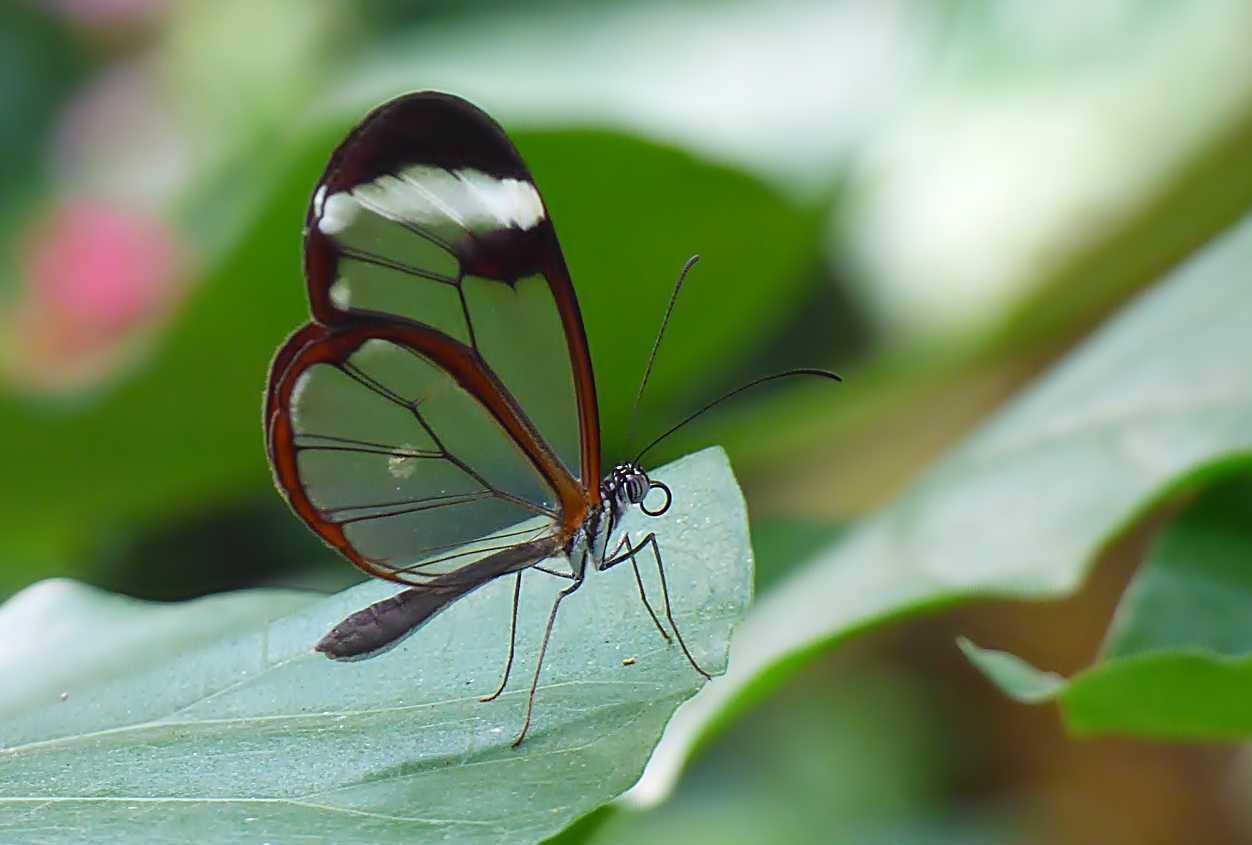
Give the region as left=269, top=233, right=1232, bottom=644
left=625, top=474, right=649, bottom=504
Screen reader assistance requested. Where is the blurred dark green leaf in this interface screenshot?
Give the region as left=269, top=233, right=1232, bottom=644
left=960, top=642, right=1252, bottom=740
left=514, top=129, right=820, bottom=462
left=749, top=516, right=846, bottom=594
left=87, top=495, right=356, bottom=601
left=590, top=664, right=985, bottom=845
left=0, top=3, right=89, bottom=228
left=1103, top=475, right=1252, bottom=661
left=0, top=131, right=323, bottom=596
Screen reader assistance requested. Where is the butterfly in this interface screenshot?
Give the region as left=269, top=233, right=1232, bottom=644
left=264, top=91, right=837, bottom=745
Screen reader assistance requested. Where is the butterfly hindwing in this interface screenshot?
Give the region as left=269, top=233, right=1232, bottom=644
left=269, top=322, right=563, bottom=583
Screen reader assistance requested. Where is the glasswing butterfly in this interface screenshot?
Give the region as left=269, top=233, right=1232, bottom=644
left=264, top=91, right=837, bottom=745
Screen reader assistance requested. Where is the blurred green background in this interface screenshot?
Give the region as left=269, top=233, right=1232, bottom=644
left=4, top=0, right=1252, bottom=841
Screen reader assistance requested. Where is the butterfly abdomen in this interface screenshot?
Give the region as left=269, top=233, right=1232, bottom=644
left=316, top=583, right=476, bottom=659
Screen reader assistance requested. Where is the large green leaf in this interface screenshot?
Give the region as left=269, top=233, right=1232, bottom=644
left=960, top=472, right=1252, bottom=739
left=0, top=448, right=750, bottom=844
left=626, top=209, right=1252, bottom=805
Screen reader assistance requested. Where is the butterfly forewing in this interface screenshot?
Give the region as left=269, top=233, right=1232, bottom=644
left=304, top=93, right=597, bottom=486
left=268, top=92, right=600, bottom=589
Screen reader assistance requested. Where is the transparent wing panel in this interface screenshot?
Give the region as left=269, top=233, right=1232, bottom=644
left=311, top=163, right=584, bottom=481
left=287, top=337, right=560, bottom=580
left=463, top=273, right=581, bottom=479
left=333, top=256, right=469, bottom=346
left=317, top=191, right=469, bottom=341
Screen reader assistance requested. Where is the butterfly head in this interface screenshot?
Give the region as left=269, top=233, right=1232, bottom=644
left=602, top=462, right=671, bottom=518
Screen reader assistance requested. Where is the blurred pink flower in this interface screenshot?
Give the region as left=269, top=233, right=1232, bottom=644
left=2, top=199, right=190, bottom=394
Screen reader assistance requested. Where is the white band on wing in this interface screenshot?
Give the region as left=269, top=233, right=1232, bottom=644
left=318, top=166, right=546, bottom=236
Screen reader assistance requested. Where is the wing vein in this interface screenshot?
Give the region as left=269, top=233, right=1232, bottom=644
left=351, top=188, right=461, bottom=252
left=395, top=532, right=558, bottom=578
left=328, top=491, right=496, bottom=524
left=338, top=245, right=458, bottom=286
left=341, top=362, right=414, bottom=412
left=296, top=443, right=442, bottom=459
left=395, top=171, right=469, bottom=231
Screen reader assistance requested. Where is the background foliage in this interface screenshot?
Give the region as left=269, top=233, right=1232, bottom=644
left=3, top=0, right=1252, bottom=842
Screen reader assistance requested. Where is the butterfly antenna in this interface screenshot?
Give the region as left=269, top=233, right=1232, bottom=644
left=624, top=254, right=700, bottom=457
left=634, top=368, right=842, bottom=466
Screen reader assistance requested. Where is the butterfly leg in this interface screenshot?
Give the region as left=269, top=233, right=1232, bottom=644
left=480, top=571, right=524, bottom=703
left=513, top=570, right=587, bottom=747
left=533, top=563, right=576, bottom=578
left=605, top=533, right=711, bottom=680
left=603, top=532, right=671, bottom=642
left=482, top=564, right=577, bottom=703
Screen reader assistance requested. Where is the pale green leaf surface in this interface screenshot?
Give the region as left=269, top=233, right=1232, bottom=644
left=628, top=211, right=1252, bottom=805
left=956, top=639, right=1067, bottom=705
left=0, top=448, right=750, bottom=844
left=0, top=579, right=317, bottom=721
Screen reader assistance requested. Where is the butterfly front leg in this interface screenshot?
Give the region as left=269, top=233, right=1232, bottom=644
left=610, top=535, right=711, bottom=681
left=602, top=533, right=710, bottom=679
left=601, top=532, right=671, bottom=644
left=480, top=555, right=581, bottom=704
